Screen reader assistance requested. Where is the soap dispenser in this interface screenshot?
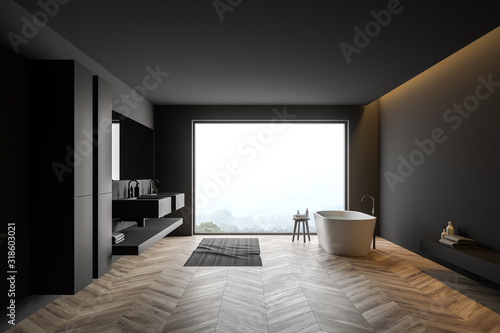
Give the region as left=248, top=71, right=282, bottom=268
left=134, top=182, right=140, bottom=198
left=446, top=221, right=454, bottom=236
left=441, top=227, right=446, bottom=240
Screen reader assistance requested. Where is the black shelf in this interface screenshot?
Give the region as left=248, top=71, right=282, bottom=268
left=113, top=218, right=183, bottom=255
left=420, top=238, right=500, bottom=285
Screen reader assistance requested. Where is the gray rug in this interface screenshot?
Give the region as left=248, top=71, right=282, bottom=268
left=184, top=238, right=262, bottom=266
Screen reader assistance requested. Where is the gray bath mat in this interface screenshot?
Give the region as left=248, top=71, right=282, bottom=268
left=184, top=238, right=262, bottom=266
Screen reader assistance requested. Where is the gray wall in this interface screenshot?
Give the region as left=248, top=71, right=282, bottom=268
left=379, top=27, right=500, bottom=253
left=1, top=45, right=31, bottom=311
left=155, top=104, right=379, bottom=236
left=0, top=0, right=153, bottom=129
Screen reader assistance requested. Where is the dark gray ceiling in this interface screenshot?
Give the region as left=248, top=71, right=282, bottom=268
left=14, top=0, right=500, bottom=105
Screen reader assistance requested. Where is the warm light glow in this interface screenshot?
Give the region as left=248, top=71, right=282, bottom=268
left=380, top=27, right=500, bottom=105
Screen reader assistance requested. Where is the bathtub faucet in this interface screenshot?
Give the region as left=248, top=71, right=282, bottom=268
left=361, top=195, right=375, bottom=216
left=362, top=195, right=376, bottom=249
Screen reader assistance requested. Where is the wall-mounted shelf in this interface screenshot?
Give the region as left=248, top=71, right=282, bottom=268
left=113, top=218, right=183, bottom=255
left=420, top=238, right=500, bottom=285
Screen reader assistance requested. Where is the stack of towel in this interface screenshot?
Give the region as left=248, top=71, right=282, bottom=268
left=113, top=232, right=125, bottom=244
left=439, top=234, right=476, bottom=248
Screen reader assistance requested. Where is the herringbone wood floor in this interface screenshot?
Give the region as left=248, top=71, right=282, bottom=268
left=7, top=235, right=500, bottom=332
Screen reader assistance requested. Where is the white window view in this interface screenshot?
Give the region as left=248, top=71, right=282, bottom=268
left=112, top=122, right=120, bottom=180
left=194, top=122, right=346, bottom=233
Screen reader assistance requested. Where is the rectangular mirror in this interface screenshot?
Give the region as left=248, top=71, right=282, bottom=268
left=112, top=111, right=154, bottom=180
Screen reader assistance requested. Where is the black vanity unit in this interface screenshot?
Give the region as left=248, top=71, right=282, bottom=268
left=92, top=76, right=113, bottom=278
left=30, top=60, right=93, bottom=294
left=111, top=185, right=184, bottom=255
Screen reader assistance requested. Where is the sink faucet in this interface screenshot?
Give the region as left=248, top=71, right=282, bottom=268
left=128, top=179, right=139, bottom=198
left=361, top=195, right=375, bottom=215
left=149, top=179, right=159, bottom=194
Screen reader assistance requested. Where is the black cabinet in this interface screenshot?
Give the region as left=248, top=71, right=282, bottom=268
left=30, top=60, right=93, bottom=294
left=94, top=193, right=112, bottom=277
left=93, top=76, right=112, bottom=194
left=74, top=196, right=93, bottom=291
left=92, top=76, right=112, bottom=278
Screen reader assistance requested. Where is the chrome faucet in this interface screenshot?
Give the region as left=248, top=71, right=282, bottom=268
left=361, top=195, right=375, bottom=215
left=149, top=179, right=159, bottom=194
left=128, top=179, right=139, bottom=198
left=362, top=195, right=376, bottom=249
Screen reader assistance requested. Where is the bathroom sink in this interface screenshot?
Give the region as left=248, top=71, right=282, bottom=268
left=138, top=193, right=184, bottom=210
left=112, top=196, right=172, bottom=219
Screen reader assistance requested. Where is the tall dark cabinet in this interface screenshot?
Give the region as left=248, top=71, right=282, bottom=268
left=30, top=60, right=93, bottom=294
left=92, top=76, right=112, bottom=278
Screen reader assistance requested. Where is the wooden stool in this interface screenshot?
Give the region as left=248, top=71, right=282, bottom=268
left=292, top=218, right=310, bottom=242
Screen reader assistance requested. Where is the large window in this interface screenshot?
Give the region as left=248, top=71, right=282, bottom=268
left=112, top=121, right=120, bottom=180
left=194, top=122, right=346, bottom=233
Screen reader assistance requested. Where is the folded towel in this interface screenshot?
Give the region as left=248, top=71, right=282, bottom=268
left=439, top=238, right=476, bottom=248
left=112, top=233, right=125, bottom=243
left=445, top=235, right=476, bottom=244
left=439, top=238, right=456, bottom=248
left=293, top=214, right=308, bottom=219
left=113, top=238, right=124, bottom=245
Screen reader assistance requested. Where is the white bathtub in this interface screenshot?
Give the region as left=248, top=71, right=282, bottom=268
left=314, top=210, right=376, bottom=256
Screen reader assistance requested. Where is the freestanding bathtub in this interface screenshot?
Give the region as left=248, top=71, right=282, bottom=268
left=314, top=210, right=376, bottom=256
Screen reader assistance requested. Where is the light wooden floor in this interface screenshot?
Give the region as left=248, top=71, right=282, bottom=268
left=7, top=235, right=500, bottom=333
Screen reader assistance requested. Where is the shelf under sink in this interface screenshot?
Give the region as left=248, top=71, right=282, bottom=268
left=112, top=218, right=183, bottom=255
